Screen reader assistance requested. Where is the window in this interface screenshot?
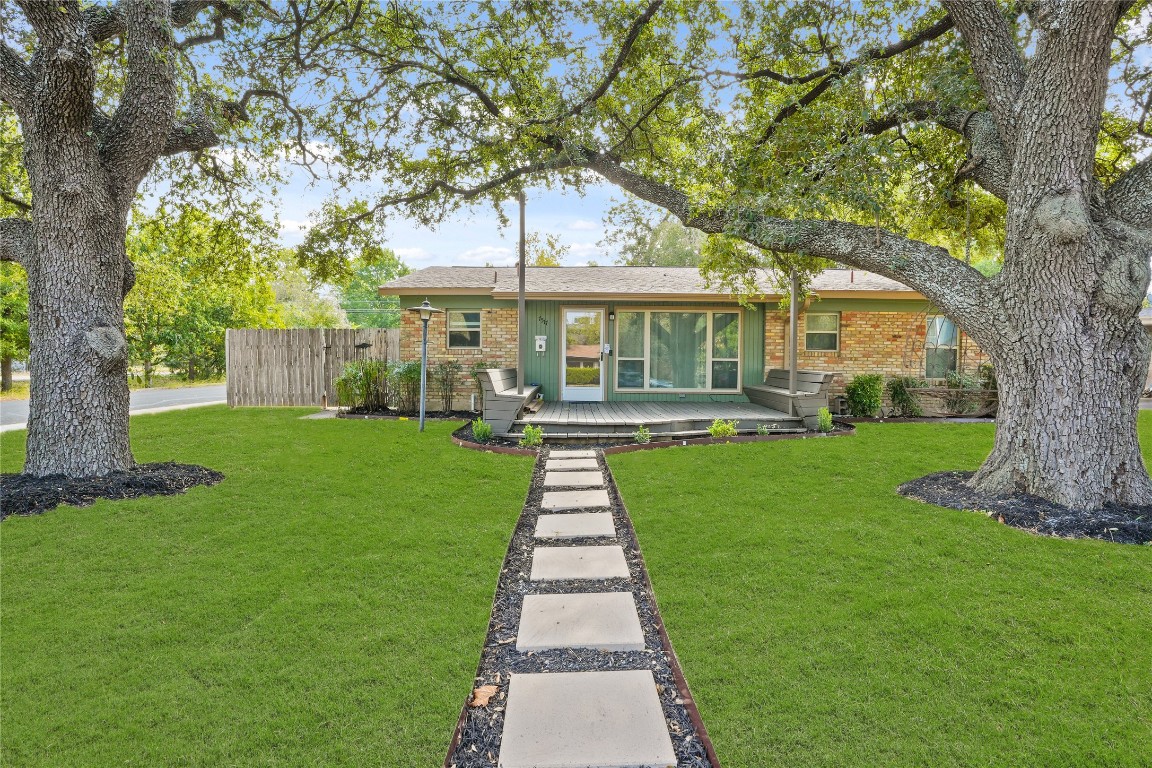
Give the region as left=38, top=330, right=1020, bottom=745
left=925, top=316, right=958, bottom=378
left=615, top=310, right=740, bottom=391
left=804, top=313, right=840, bottom=351
left=447, top=311, right=481, bottom=348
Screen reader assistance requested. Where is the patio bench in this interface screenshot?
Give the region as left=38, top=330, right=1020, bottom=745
left=477, top=368, right=541, bottom=435
left=744, top=369, right=838, bottom=430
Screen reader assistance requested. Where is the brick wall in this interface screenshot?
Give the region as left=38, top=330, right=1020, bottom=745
left=399, top=307, right=519, bottom=410
left=764, top=310, right=983, bottom=394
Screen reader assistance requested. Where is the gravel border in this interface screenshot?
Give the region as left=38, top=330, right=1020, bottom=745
left=898, top=471, right=1152, bottom=545
left=445, top=448, right=716, bottom=768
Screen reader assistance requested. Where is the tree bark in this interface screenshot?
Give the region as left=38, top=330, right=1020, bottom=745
left=1, top=356, right=12, bottom=392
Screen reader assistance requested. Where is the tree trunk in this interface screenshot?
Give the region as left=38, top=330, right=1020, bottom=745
left=21, top=146, right=135, bottom=477
left=1, top=356, right=11, bottom=392
left=143, top=356, right=152, bottom=388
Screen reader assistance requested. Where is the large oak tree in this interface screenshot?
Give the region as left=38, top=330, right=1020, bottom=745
left=319, top=0, right=1151, bottom=512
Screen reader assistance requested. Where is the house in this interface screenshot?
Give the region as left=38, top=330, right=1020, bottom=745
left=382, top=266, right=983, bottom=416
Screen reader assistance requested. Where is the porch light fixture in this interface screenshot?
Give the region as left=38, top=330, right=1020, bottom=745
left=406, top=299, right=444, bottom=432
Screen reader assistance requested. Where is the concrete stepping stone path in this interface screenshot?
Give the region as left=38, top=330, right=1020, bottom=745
left=449, top=445, right=713, bottom=768
left=516, top=592, right=645, bottom=652
left=542, top=470, right=604, bottom=488
left=499, top=670, right=676, bottom=768
left=534, top=512, right=615, bottom=539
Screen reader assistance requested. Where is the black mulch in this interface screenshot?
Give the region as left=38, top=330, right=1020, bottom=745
left=447, top=449, right=714, bottom=768
left=1, top=463, right=224, bottom=519
left=340, top=408, right=479, bottom=420
left=898, top=471, right=1152, bottom=545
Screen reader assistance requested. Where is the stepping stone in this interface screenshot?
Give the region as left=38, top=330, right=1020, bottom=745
left=499, top=670, right=676, bottom=768
left=545, top=457, right=599, bottom=471
left=549, top=449, right=596, bottom=459
left=516, top=592, right=645, bottom=652
left=543, top=471, right=604, bottom=488
left=530, top=546, right=630, bottom=581
left=541, top=489, right=610, bottom=510
left=534, top=513, right=615, bottom=540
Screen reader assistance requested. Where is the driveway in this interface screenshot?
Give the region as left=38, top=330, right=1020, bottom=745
left=0, top=384, right=227, bottom=430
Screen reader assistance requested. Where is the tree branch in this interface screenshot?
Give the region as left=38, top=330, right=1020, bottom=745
left=1, top=192, right=31, bottom=213
left=0, top=217, right=32, bottom=266
left=941, top=0, right=1025, bottom=147
left=1107, top=156, right=1152, bottom=228
left=0, top=42, right=33, bottom=117
left=86, top=0, right=236, bottom=43
left=581, top=150, right=998, bottom=341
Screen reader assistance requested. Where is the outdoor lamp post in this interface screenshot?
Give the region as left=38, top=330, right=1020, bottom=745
left=407, top=299, right=443, bottom=432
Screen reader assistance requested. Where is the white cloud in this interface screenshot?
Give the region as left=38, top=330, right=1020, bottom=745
left=568, top=219, right=599, bottom=231
left=279, top=218, right=314, bottom=234
left=566, top=242, right=605, bottom=263
left=393, top=247, right=433, bottom=263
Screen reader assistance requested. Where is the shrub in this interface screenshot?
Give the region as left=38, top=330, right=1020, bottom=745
left=817, top=407, right=834, bottom=433
left=886, top=376, right=924, bottom=417
left=845, top=374, right=883, bottom=417
left=471, top=418, right=493, bottom=442
left=633, top=424, right=652, bottom=444
left=756, top=423, right=769, bottom=436
left=518, top=424, right=544, bottom=448
left=708, top=418, right=739, bottom=438
left=564, top=367, right=601, bottom=385
left=432, top=360, right=462, bottom=413
left=390, top=360, right=423, bottom=415
left=943, top=370, right=981, bottom=415
left=333, top=359, right=389, bottom=411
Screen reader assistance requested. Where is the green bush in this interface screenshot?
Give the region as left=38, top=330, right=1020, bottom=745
left=333, top=359, right=390, bottom=411
left=817, top=407, right=833, bottom=433
left=708, top=418, right=739, bottom=438
left=432, top=360, right=462, bottom=413
left=564, top=366, right=601, bottom=385
left=943, top=370, right=982, bottom=415
left=518, top=424, right=544, bottom=448
left=756, top=423, right=770, bottom=436
left=390, top=360, right=423, bottom=415
left=471, top=418, right=493, bottom=442
left=633, top=424, right=652, bottom=444
left=886, top=376, right=924, bottom=417
left=845, top=374, right=883, bottom=417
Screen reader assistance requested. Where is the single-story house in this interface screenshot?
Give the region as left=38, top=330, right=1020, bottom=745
left=382, top=266, right=983, bottom=415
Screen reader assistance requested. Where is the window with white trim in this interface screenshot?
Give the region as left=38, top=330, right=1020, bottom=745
left=804, top=313, right=840, bottom=352
left=925, top=315, right=959, bottom=378
left=615, top=310, right=740, bottom=391
left=447, top=310, right=481, bottom=348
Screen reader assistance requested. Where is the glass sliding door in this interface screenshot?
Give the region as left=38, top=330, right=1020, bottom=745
left=615, top=309, right=741, bottom=392
left=561, top=308, right=605, bottom=401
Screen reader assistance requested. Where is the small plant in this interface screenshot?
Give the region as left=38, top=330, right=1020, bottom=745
left=432, top=359, right=463, bottom=414
left=471, top=418, right=493, bottom=442
left=518, top=424, right=544, bottom=447
left=886, top=376, right=924, bottom=417
left=845, top=374, right=883, bottom=417
left=707, top=418, right=739, bottom=438
left=633, top=424, right=652, bottom=444
left=943, top=370, right=981, bottom=415
left=333, top=359, right=390, bottom=412
left=389, top=360, right=423, bottom=415
left=756, top=423, right=769, bottom=435
left=817, top=407, right=834, bottom=433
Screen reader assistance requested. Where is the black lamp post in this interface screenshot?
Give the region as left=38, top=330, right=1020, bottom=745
left=407, top=299, right=443, bottom=432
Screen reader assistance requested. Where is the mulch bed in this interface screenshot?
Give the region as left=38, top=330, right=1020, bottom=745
left=1, top=463, right=224, bottom=519
left=898, top=471, right=1152, bottom=545
left=339, top=408, right=478, bottom=421
left=446, top=449, right=715, bottom=768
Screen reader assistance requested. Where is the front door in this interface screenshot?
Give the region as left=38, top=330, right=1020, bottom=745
left=561, top=308, right=605, bottom=401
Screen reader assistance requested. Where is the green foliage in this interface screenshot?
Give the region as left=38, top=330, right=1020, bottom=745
left=845, top=375, right=884, bottom=417
left=272, top=258, right=348, bottom=328
left=633, top=424, right=652, bottom=444
left=471, top=418, right=493, bottom=442
left=756, top=423, right=770, bottom=436
left=708, top=418, right=739, bottom=438
left=0, top=263, right=29, bottom=373
left=525, top=232, right=569, bottom=267
left=601, top=202, right=705, bottom=266
left=336, top=250, right=409, bottom=328
left=333, top=359, right=390, bottom=412
left=942, top=371, right=982, bottom=416
left=432, top=360, right=463, bottom=413
left=817, top=407, right=834, bottom=433
left=390, top=361, right=423, bottom=415
left=518, top=424, right=544, bottom=448
left=887, top=376, right=925, bottom=418
left=564, top=367, right=601, bottom=385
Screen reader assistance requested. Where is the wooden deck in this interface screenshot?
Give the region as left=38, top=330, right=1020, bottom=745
left=514, top=400, right=803, bottom=439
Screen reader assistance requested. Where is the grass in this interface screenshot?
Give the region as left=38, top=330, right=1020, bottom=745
left=608, top=415, right=1152, bottom=767
left=0, top=374, right=225, bottom=401
left=0, top=408, right=532, bottom=766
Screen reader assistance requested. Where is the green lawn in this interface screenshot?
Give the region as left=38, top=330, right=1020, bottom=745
left=0, top=408, right=532, bottom=767
left=608, top=415, right=1152, bottom=767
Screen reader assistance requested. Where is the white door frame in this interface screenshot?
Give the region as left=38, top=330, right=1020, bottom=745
left=560, top=306, right=606, bottom=402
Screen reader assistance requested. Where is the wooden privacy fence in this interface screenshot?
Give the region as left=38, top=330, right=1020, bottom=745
left=226, top=328, right=400, bottom=407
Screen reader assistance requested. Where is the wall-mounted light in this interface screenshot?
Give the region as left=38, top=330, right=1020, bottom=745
left=608, top=312, right=615, bottom=322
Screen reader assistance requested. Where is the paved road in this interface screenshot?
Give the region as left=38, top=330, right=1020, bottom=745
left=0, top=384, right=226, bottom=428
